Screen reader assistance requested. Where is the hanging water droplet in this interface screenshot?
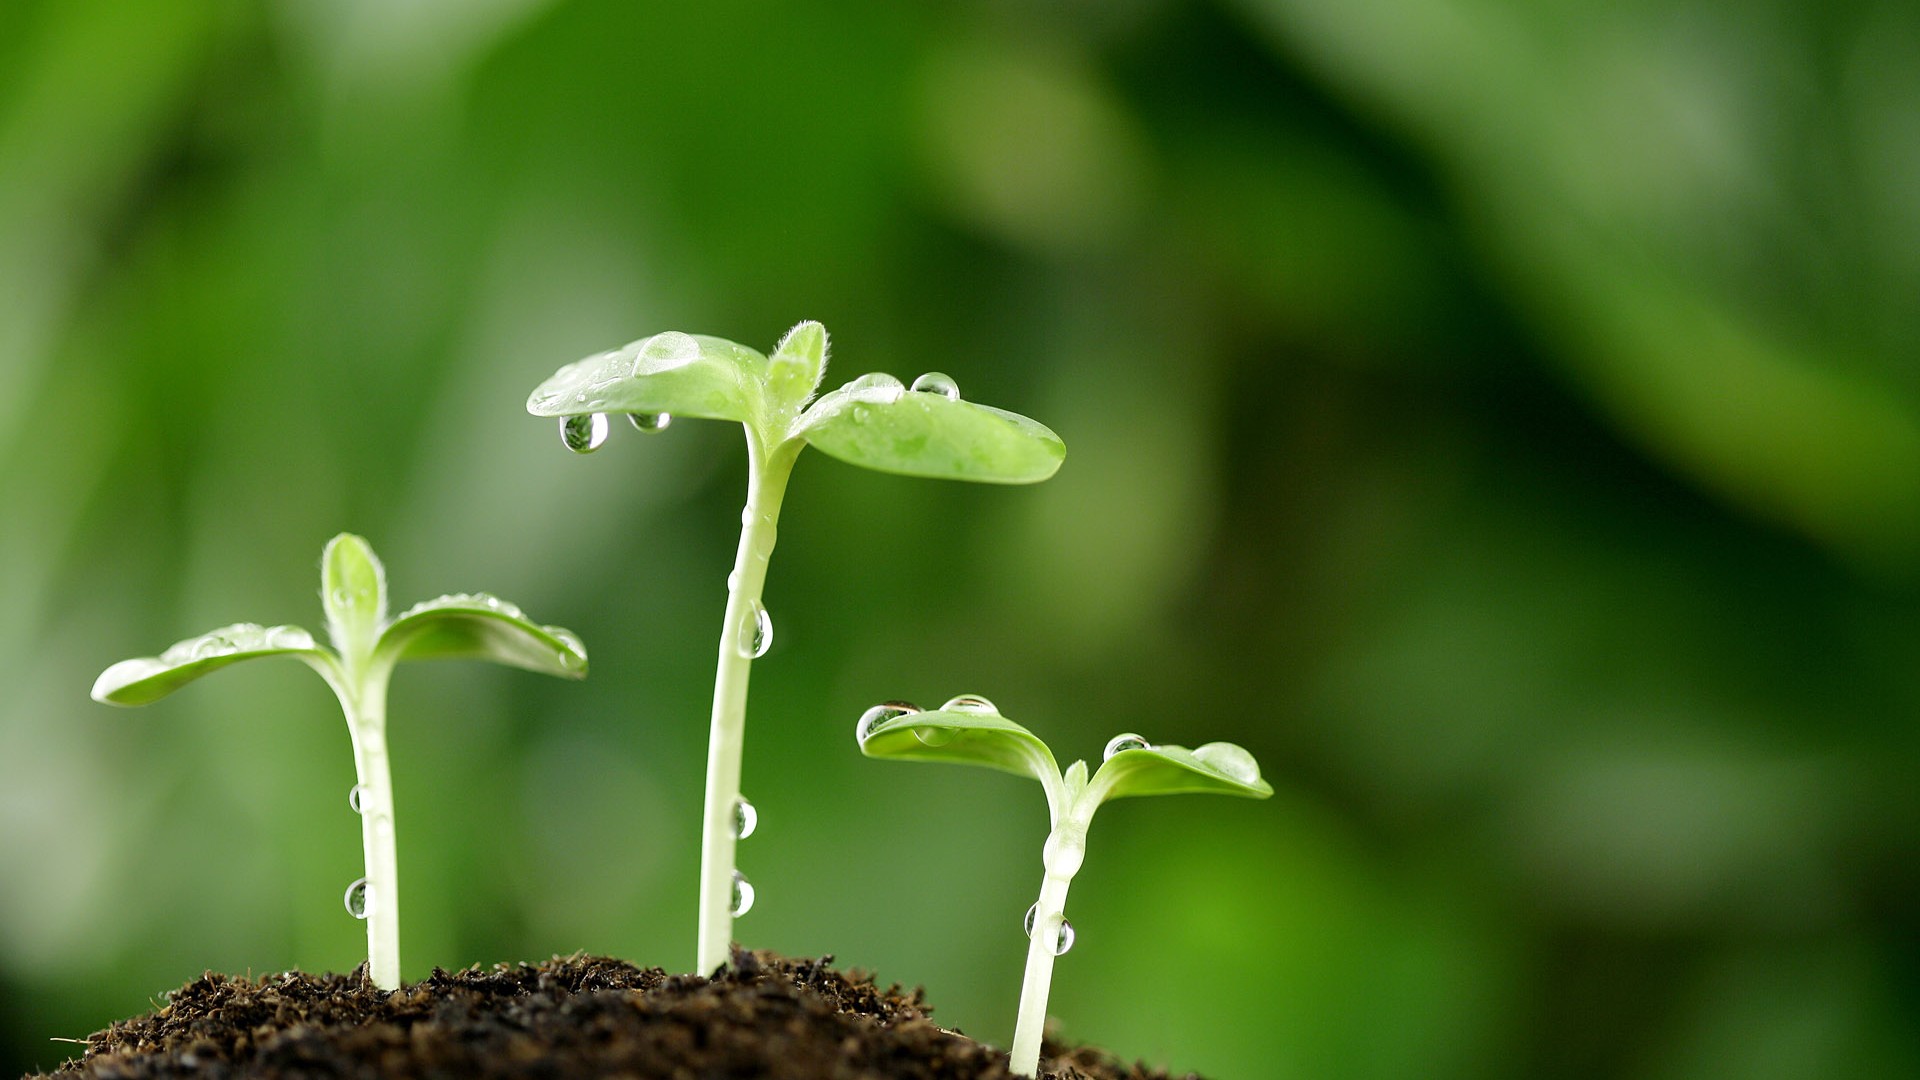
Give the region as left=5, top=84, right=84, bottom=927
left=857, top=701, right=922, bottom=743
left=344, top=877, right=371, bottom=920
left=1103, top=733, right=1151, bottom=761
left=914, top=726, right=957, bottom=747
left=910, top=372, right=960, bottom=400
left=628, top=412, right=672, bottom=433
left=736, top=601, right=772, bottom=658
left=1023, top=902, right=1039, bottom=937
left=730, top=871, right=755, bottom=917
left=941, top=694, right=999, bottom=715
left=732, top=796, right=758, bottom=840
left=560, top=413, right=609, bottom=453
left=348, top=785, right=367, bottom=814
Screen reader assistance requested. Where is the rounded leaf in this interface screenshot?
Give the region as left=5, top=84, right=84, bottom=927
left=1088, top=740, right=1274, bottom=804
left=92, top=623, right=328, bottom=706
left=766, top=320, right=829, bottom=411
left=322, top=533, right=388, bottom=654
left=376, top=593, right=587, bottom=678
left=858, top=706, right=1061, bottom=787
left=526, top=332, right=768, bottom=425
left=795, top=375, right=1064, bottom=483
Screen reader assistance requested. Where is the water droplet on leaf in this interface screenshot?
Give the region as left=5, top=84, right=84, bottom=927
left=910, top=372, right=960, bottom=400
left=628, top=412, right=672, bottom=433
left=1103, top=733, right=1151, bottom=761
left=843, top=372, right=905, bottom=405
left=730, top=871, right=755, bottom=917
left=914, top=726, right=957, bottom=746
left=736, top=601, right=772, bottom=659
left=857, top=701, right=921, bottom=743
left=733, top=796, right=758, bottom=840
left=633, top=331, right=701, bottom=375
left=1192, top=742, right=1262, bottom=785
left=941, top=694, right=998, bottom=715
left=561, top=413, right=609, bottom=453
left=344, top=878, right=371, bottom=920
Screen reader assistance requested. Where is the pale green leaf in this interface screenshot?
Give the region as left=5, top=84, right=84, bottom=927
left=858, top=707, right=1060, bottom=786
left=766, top=320, right=829, bottom=412
left=376, top=593, right=587, bottom=678
left=795, top=374, right=1065, bottom=483
left=526, top=331, right=768, bottom=425
left=321, top=533, right=387, bottom=655
left=1089, top=741, right=1273, bottom=803
left=91, top=623, right=329, bottom=706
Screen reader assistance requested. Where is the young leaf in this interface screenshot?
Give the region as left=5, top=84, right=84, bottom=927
left=795, top=376, right=1064, bottom=483
left=858, top=707, right=1060, bottom=787
left=1088, top=740, right=1273, bottom=803
left=91, top=623, right=329, bottom=706
left=765, top=320, right=829, bottom=412
left=376, top=593, right=588, bottom=678
left=322, top=533, right=387, bottom=657
left=526, top=331, right=769, bottom=425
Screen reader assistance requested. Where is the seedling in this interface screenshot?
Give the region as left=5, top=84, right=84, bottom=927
left=526, top=323, right=1064, bottom=974
left=90, top=534, right=587, bottom=990
left=856, top=696, right=1271, bottom=1077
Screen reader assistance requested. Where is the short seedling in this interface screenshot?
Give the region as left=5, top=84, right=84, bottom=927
left=526, top=324, right=1064, bottom=974
left=90, top=534, right=587, bottom=990
left=856, top=696, right=1271, bottom=1077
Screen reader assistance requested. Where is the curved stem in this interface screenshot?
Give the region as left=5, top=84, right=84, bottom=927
left=333, top=665, right=400, bottom=989
left=1010, top=870, right=1074, bottom=1076
left=696, top=430, right=798, bottom=974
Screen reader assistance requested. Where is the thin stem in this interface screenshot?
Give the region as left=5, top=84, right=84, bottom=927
left=334, top=665, right=400, bottom=990
left=1010, top=870, right=1073, bottom=1076
left=696, top=430, right=798, bottom=974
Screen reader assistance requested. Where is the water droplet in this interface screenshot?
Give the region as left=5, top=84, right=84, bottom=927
left=1193, top=742, right=1262, bottom=785
left=941, top=694, right=999, bottom=715
left=628, top=412, right=672, bottom=433
left=914, top=726, right=957, bottom=747
left=856, top=701, right=921, bottom=743
left=910, top=372, right=960, bottom=400
left=560, top=413, right=609, bottom=453
left=844, top=372, right=905, bottom=405
left=348, top=785, right=367, bottom=814
left=1103, top=733, right=1151, bottom=761
left=732, top=796, right=758, bottom=840
left=736, top=602, right=772, bottom=659
left=730, top=871, right=755, bottom=917
left=190, top=634, right=237, bottom=661
left=633, top=331, right=701, bottom=375
left=265, top=625, right=314, bottom=650
left=1023, top=905, right=1074, bottom=954
left=344, top=878, right=371, bottom=920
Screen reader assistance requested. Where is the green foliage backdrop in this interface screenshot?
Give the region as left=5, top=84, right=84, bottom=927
left=2, top=0, right=1917, bottom=1076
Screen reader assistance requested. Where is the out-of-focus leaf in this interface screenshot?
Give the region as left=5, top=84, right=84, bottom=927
left=796, top=374, right=1064, bottom=483
left=376, top=593, right=587, bottom=678
left=90, top=623, right=329, bottom=706
left=526, top=331, right=768, bottom=425
left=322, top=533, right=388, bottom=656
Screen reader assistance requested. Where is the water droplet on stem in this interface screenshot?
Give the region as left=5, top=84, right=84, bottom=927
left=348, top=785, right=367, bottom=814
left=736, top=602, right=772, bottom=658
left=344, top=878, right=371, bottom=920
left=1023, top=904, right=1074, bottom=954
left=732, top=796, right=757, bottom=840
left=730, top=871, right=755, bottom=917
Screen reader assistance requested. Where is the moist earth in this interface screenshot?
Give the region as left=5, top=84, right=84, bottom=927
left=36, top=949, right=1195, bottom=1079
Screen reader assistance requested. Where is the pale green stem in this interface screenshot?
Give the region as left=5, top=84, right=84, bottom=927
left=1011, top=869, right=1074, bottom=1076
left=696, top=430, right=798, bottom=974
left=331, top=664, right=400, bottom=990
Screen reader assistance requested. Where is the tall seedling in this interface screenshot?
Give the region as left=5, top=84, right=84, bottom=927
left=527, top=324, right=1064, bottom=973
left=91, top=534, right=588, bottom=989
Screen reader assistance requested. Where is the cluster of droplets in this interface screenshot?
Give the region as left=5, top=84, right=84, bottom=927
left=1023, top=903, right=1075, bottom=955
left=560, top=411, right=672, bottom=454
left=160, top=624, right=314, bottom=665
left=398, top=592, right=526, bottom=621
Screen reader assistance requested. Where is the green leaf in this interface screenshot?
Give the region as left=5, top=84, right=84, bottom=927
left=91, top=623, right=329, bottom=706
left=526, top=331, right=768, bottom=426
left=766, top=320, right=829, bottom=412
left=1089, top=741, right=1274, bottom=803
left=794, top=374, right=1065, bottom=483
left=858, top=706, right=1060, bottom=786
left=375, top=593, right=587, bottom=678
left=321, top=533, right=387, bottom=657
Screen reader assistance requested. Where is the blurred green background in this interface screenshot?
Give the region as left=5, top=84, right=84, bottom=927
left=3, top=0, right=1918, bottom=1075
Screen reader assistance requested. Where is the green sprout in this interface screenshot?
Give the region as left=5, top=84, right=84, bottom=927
left=856, top=695, right=1271, bottom=1077
left=526, top=323, right=1064, bottom=975
left=89, top=534, right=587, bottom=990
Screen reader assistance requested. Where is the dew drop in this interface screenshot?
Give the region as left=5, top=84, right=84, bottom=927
left=732, top=796, right=758, bottom=840
left=1193, top=742, right=1263, bottom=785
left=941, top=694, right=998, bottom=715
left=844, top=372, right=905, bottom=405
left=730, top=871, right=755, bottom=917
left=628, top=412, right=672, bottom=433
left=736, top=602, right=772, bottom=659
left=348, top=785, right=367, bottom=814
left=633, top=331, right=701, bottom=375
left=265, top=625, right=314, bottom=650
left=1103, top=733, right=1151, bottom=761
left=1023, top=902, right=1038, bottom=937
left=1022, top=905, right=1074, bottom=954
left=560, top=413, right=609, bottom=453
left=856, top=701, right=921, bottom=743
left=914, top=726, right=957, bottom=747
left=190, top=634, right=237, bottom=661
left=910, top=372, right=960, bottom=400
left=344, top=878, right=371, bottom=920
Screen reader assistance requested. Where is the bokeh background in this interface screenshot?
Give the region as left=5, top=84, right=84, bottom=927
left=3, top=0, right=1918, bottom=1075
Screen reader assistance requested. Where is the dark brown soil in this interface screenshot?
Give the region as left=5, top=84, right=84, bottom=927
left=35, top=949, right=1193, bottom=1080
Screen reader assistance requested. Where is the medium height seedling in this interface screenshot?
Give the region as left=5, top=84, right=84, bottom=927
left=856, top=696, right=1271, bottom=1077
left=527, top=323, right=1064, bottom=975
left=90, top=534, right=587, bottom=990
